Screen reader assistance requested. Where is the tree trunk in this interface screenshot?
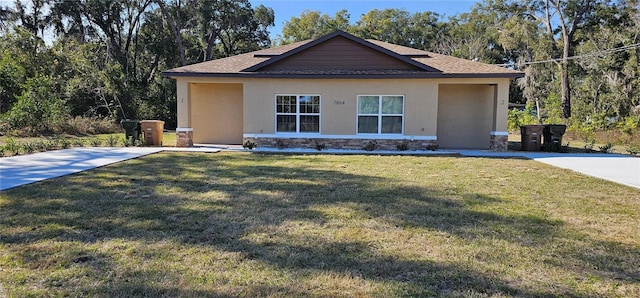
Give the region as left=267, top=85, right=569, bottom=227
left=536, top=98, right=543, bottom=124
left=560, top=29, right=572, bottom=119
left=560, top=62, right=571, bottom=118
left=559, top=12, right=572, bottom=119
left=204, top=28, right=219, bottom=61
left=157, top=1, right=186, bottom=66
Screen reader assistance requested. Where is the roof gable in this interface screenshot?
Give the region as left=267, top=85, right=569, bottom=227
left=162, top=31, right=524, bottom=79
left=243, top=31, right=441, bottom=73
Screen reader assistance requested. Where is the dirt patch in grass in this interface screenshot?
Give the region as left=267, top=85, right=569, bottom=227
left=1, top=153, right=638, bottom=296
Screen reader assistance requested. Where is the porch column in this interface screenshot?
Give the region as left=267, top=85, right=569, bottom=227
left=176, top=79, right=193, bottom=147
left=490, top=80, right=510, bottom=151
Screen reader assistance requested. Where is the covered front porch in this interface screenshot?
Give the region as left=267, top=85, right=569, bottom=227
left=175, top=79, right=244, bottom=147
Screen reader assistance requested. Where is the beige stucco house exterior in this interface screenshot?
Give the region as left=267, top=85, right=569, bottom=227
left=163, top=31, right=523, bottom=150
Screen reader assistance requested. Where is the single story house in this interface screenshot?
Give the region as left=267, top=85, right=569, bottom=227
left=163, top=30, right=523, bottom=150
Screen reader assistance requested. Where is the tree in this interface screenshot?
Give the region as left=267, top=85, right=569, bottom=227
left=409, top=11, right=446, bottom=50
left=354, top=9, right=414, bottom=46
left=4, top=75, right=68, bottom=134
left=0, top=54, right=26, bottom=113
left=573, top=0, right=640, bottom=122
left=217, top=3, right=274, bottom=57
left=49, top=0, right=94, bottom=42
left=279, top=9, right=350, bottom=44
left=352, top=8, right=449, bottom=52
left=12, top=0, right=51, bottom=38
left=0, top=4, right=16, bottom=31
left=155, top=0, right=189, bottom=65
left=0, top=0, right=276, bottom=132
left=524, top=0, right=608, bottom=119
left=80, top=0, right=153, bottom=66
left=437, top=7, right=505, bottom=63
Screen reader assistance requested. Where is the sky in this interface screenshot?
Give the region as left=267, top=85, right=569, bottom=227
left=1, top=0, right=479, bottom=40
left=251, top=0, right=479, bottom=38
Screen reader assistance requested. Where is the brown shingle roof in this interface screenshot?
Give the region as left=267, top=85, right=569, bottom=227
left=366, top=39, right=521, bottom=76
left=163, top=31, right=523, bottom=79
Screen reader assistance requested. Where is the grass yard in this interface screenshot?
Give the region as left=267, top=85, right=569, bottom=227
left=507, top=134, right=636, bottom=155
left=0, top=131, right=178, bottom=147
left=1, top=152, right=639, bottom=297
left=0, top=131, right=178, bottom=157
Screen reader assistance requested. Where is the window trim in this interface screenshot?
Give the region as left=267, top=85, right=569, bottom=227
left=275, top=94, right=321, bottom=134
left=356, top=94, right=405, bottom=135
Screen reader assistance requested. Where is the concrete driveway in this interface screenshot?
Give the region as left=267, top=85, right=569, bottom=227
left=459, top=151, right=640, bottom=189
left=0, top=147, right=163, bottom=191
left=526, top=153, right=640, bottom=189
left=0, top=147, right=226, bottom=191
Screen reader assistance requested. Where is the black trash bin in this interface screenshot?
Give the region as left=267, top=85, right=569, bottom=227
left=520, top=125, right=544, bottom=151
left=543, top=124, right=567, bottom=152
left=121, top=119, right=141, bottom=141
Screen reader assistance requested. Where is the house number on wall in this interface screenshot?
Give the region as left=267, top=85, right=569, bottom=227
left=333, top=100, right=345, bottom=105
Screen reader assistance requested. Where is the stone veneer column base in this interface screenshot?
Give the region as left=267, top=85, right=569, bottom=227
left=489, top=134, right=509, bottom=151
left=243, top=137, right=438, bottom=151
left=176, top=128, right=193, bottom=147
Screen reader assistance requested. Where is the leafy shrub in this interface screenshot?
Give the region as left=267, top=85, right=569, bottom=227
left=598, top=142, right=613, bottom=153
left=566, top=121, right=596, bottom=141
left=242, top=140, right=257, bottom=150
left=396, top=141, right=409, bottom=151
left=626, top=143, right=640, bottom=155
left=89, top=138, right=102, bottom=147
left=106, top=135, right=119, bottom=147
left=584, top=138, right=596, bottom=152
left=276, top=140, right=287, bottom=150
left=22, top=142, right=35, bottom=154
left=2, top=76, right=69, bottom=136
left=507, top=102, right=538, bottom=132
left=34, top=140, right=47, bottom=152
left=59, top=138, right=71, bottom=149
left=64, top=116, right=94, bottom=135
left=122, top=136, right=133, bottom=147
left=541, top=93, right=564, bottom=125
left=314, top=141, right=326, bottom=151
left=617, top=116, right=640, bottom=135
left=63, top=116, right=120, bottom=135
left=363, top=140, right=377, bottom=151
left=73, top=139, right=85, bottom=147
left=426, top=144, right=439, bottom=151
left=121, top=136, right=143, bottom=147
left=4, top=138, right=20, bottom=155
left=45, top=139, right=60, bottom=150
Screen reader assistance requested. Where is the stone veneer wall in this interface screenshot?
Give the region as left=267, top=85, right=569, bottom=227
left=243, top=137, right=438, bottom=151
left=489, top=135, right=508, bottom=151
left=176, top=130, right=193, bottom=147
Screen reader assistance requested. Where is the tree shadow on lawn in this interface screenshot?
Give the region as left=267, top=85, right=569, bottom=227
left=1, top=152, right=638, bottom=296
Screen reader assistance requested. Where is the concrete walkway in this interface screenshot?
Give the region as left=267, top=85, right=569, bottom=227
left=1, top=147, right=638, bottom=191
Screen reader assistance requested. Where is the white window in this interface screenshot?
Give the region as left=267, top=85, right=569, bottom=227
left=276, top=95, right=320, bottom=133
left=357, top=95, right=404, bottom=134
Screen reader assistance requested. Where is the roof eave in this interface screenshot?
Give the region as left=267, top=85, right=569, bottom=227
left=163, top=71, right=524, bottom=79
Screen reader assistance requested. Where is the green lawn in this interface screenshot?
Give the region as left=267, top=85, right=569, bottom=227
left=1, top=153, right=638, bottom=297
left=508, top=134, right=636, bottom=154
left=0, top=131, right=177, bottom=156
